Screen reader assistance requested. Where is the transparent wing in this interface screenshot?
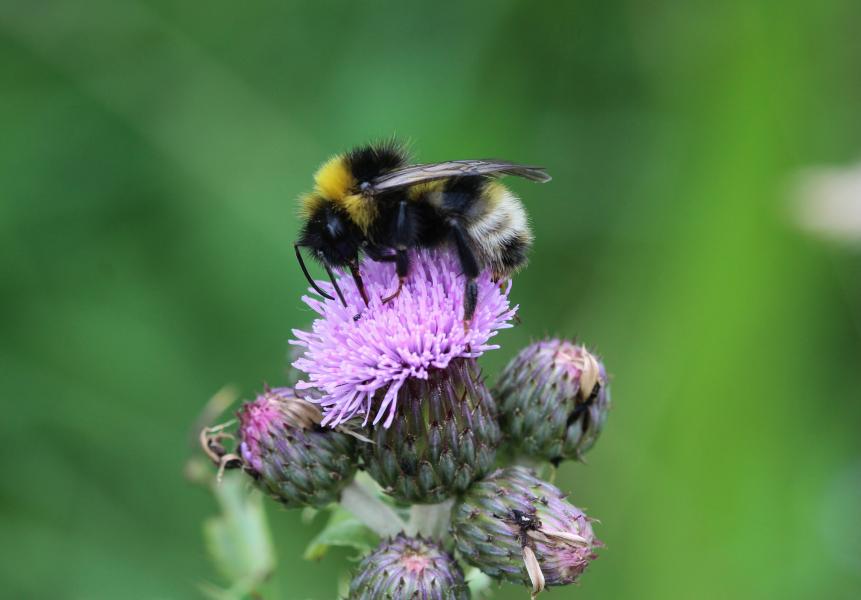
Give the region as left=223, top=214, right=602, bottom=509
left=370, top=159, right=551, bottom=192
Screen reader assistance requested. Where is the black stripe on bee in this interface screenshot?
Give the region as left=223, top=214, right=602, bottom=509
left=346, top=141, right=409, bottom=187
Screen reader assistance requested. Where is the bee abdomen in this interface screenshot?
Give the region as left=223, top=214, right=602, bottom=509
left=494, top=232, right=531, bottom=275
left=467, top=183, right=533, bottom=277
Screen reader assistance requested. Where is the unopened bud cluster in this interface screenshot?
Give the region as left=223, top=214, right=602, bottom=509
left=200, top=250, right=613, bottom=598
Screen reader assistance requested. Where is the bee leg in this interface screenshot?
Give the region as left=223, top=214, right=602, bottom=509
left=463, top=279, right=478, bottom=325
left=449, top=220, right=481, bottom=327
left=322, top=262, right=349, bottom=308
left=374, top=255, right=398, bottom=264
left=383, top=200, right=413, bottom=304
left=365, top=247, right=397, bottom=263
left=347, top=260, right=370, bottom=306
left=382, top=279, right=403, bottom=303
left=383, top=249, right=410, bottom=304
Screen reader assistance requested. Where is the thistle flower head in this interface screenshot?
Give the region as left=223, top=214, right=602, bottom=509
left=496, top=339, right=610, bottom=464
left=291, top=249, right=517, bottom=427
left=237, top=387, right=358, bottom=508
left=452, top=466, right=601, bottom=593
left=348, top=534, right=470, bottom=600
left=238, top=386, right=322, bottom=472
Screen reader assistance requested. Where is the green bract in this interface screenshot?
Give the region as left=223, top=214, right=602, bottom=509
left=360, top=359, right=501, bottom=504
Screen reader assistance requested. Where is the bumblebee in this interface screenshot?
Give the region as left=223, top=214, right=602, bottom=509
left=294, top=141, right=550, bottom=322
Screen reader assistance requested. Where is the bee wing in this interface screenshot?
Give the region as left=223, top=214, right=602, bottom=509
left=370, top=160, right=551, bottom=192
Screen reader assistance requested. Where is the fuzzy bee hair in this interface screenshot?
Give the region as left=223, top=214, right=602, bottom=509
left=301, top=141, right=408, bottom=233
left=295, top=140, right=548, bottom=321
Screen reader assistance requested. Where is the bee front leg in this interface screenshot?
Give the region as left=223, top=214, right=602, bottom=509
left=383, top=200, right=412, bottom=304
left=322, top=262, right=349, bottom=308
left=347, top=259, right=370, bottom=306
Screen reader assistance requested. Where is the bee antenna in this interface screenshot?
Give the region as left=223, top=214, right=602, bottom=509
left=293, top=244, right=335, bottom=301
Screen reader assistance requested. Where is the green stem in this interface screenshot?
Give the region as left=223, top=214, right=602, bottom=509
left=407, top=500, right=454, bottom=540
left=339, top=479, right=406, bottom=538
left=513, top=454, right=543, bottom=470
left=513, top=455, right=556, bottom=482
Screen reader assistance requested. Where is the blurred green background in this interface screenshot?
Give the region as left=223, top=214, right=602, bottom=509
left=2, top=1, right=861, bottom=598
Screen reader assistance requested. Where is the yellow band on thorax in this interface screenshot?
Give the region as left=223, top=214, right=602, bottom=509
left=314, top=155, right=354, bottom=201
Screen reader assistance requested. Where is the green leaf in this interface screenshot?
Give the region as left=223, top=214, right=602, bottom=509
left=202, top=472, right=275, bottom=598
left=301, top=506, right=320, bottom=524
left=304, top=505, right=379, bottom=561
left=466, top=567, right=494, bottom=598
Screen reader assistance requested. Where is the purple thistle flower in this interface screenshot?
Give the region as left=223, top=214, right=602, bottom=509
left=348, top=534, right=469, bottom=599
left=236, top=387, right=358, bottom=508
left=291, top=249, right=517, bottom=428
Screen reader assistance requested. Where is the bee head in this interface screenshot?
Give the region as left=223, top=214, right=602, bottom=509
left=298, top=201, right=363, bottom=268
left=308, top=142, right=408, bottom=234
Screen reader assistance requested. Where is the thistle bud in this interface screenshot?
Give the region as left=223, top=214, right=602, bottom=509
left=348, top=534, right=470, bottom=600
left=451, top=467, right=600, bottom=594
left=360, top=358, right=500, bottom=504
left=495, top=339, right=610, bottom=464
left=238, top=387, right=358, bottom=508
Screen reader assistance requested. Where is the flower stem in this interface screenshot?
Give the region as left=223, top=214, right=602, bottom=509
left=407, top=500, right=454, bottom=540
left=513, top=454, right=556, bottom=482
left=513, top=454, right=543, bottom=470
left=340, top=478, right=406, bottom=538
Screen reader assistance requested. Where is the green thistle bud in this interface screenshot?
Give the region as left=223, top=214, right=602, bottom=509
left=361, top=358, right=500, bottom=504
left=348, top=534, right=470, bottom=600
left=495, top=339, right=610, bottom=464
left=451, top=467, right=600, bottom=595
left=238, top=387, right=358, bottom=508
